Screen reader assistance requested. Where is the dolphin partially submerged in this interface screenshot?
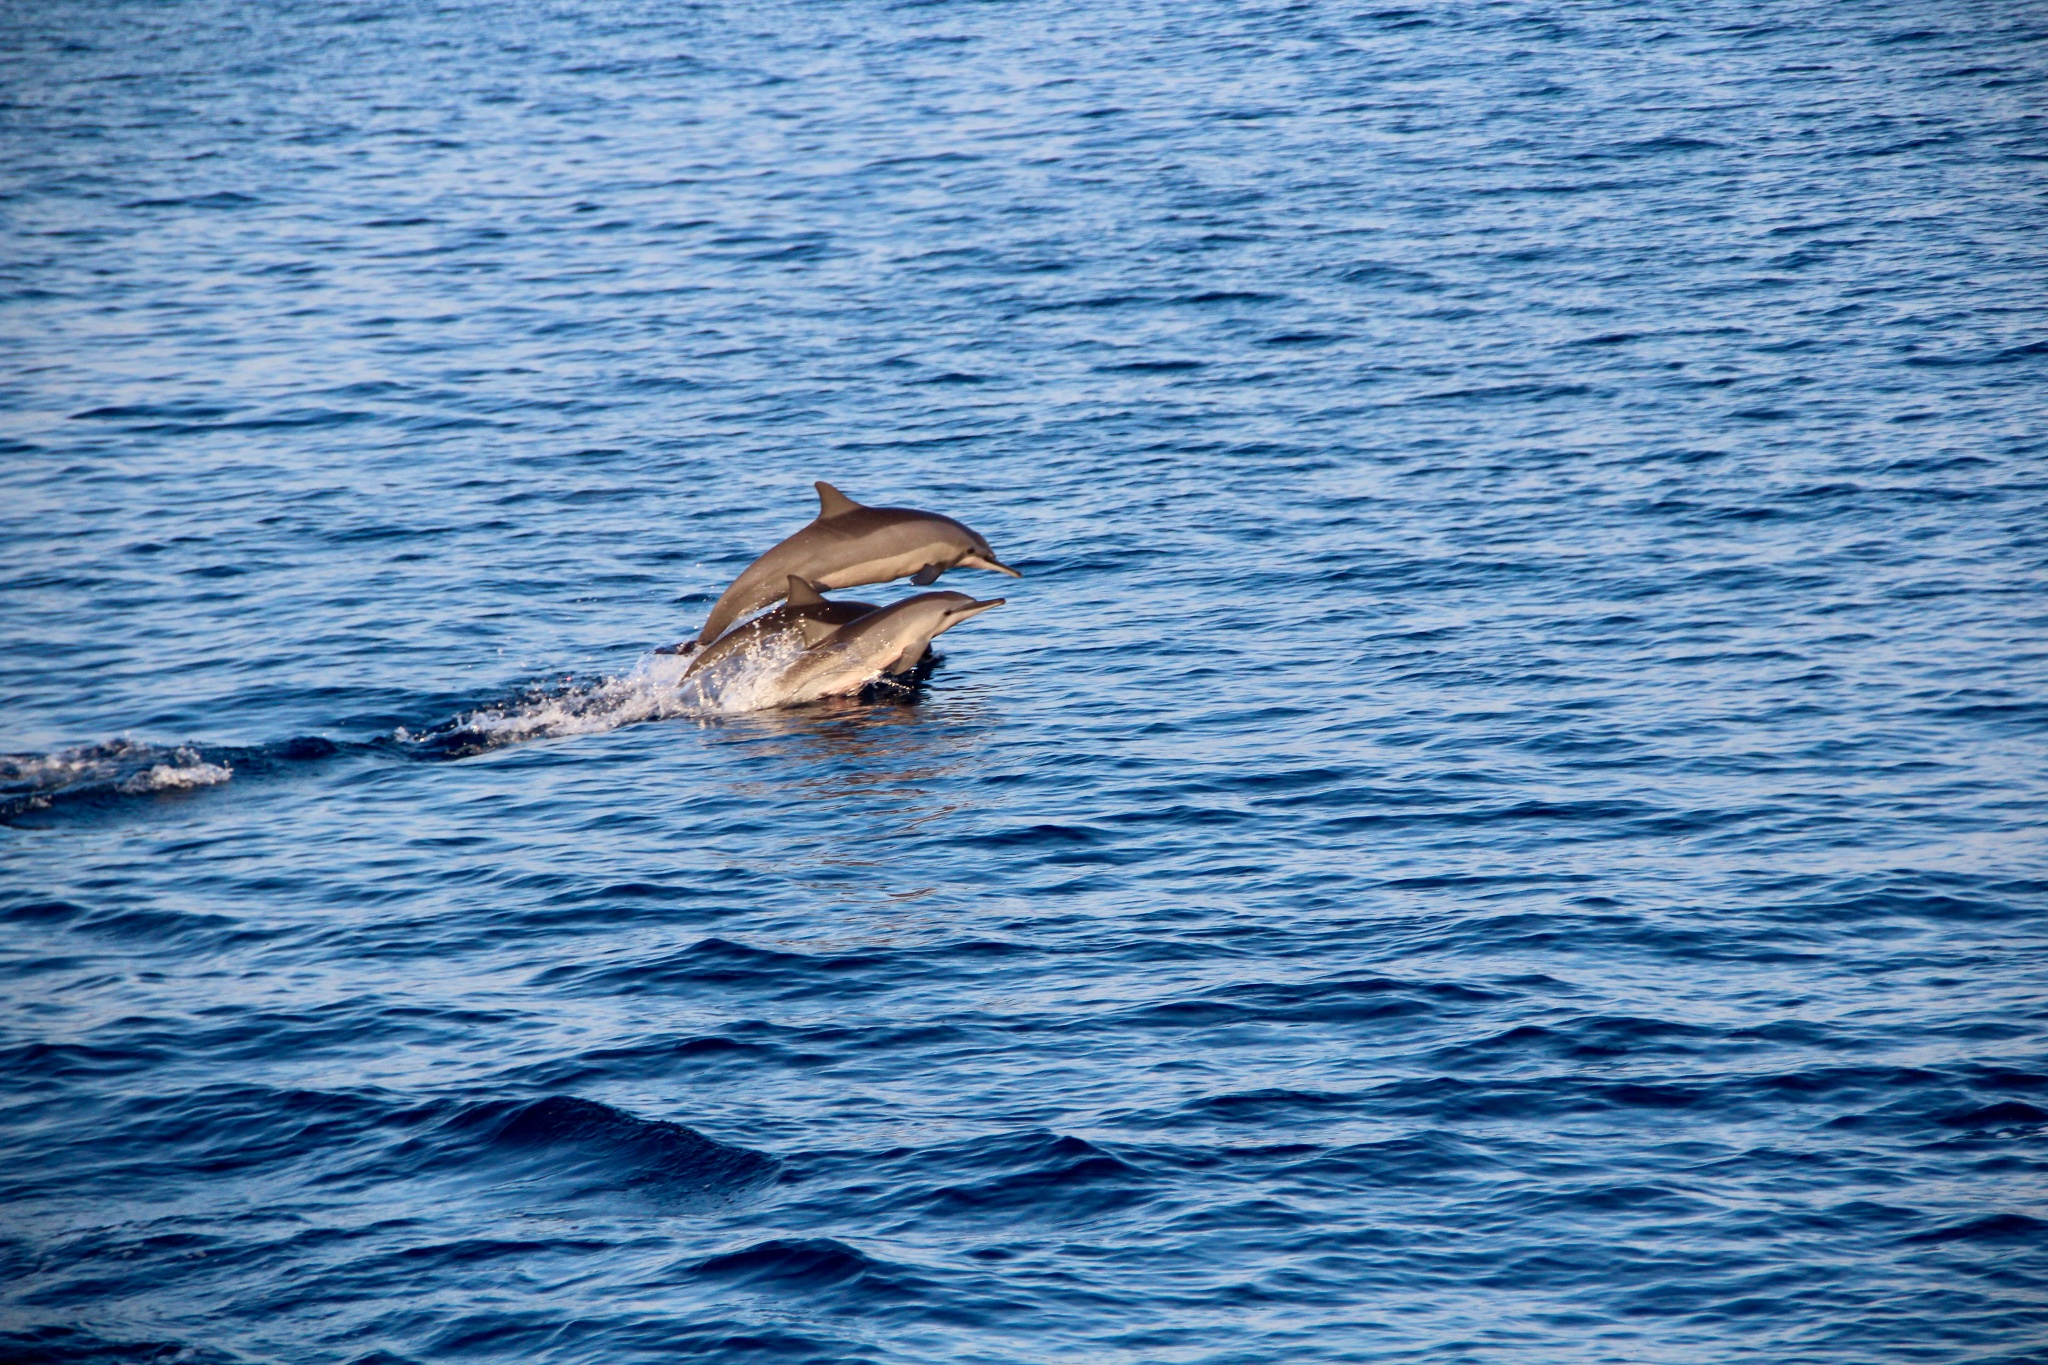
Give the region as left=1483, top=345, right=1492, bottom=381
left=761, top=590, right=1004, bottom=707
left=694, top=481, right=1019, bottom=646
left=683, top=576, right=877, bottom=680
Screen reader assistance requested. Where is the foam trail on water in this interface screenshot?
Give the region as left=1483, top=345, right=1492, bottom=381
left=0, top=740, right=234, bottom=817
left=399, top=634, right=828, bottom=756
left=4, top=639, right=860, bottom=806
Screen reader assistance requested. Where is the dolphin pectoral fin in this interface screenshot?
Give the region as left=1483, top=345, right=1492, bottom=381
left=786, top=575, right=828, bottom=607
left=797, top=617, right=840, bottom=648
left=910, top=564, right=943, bottom=587
left=885, top=643, right=928, bottom=675
left=814, top=481, right=862, bottom=519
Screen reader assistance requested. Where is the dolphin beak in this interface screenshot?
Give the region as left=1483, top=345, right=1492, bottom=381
left=953, top=597, right=1005, bottom=620
left=965, top=552, right=1022, bottom=578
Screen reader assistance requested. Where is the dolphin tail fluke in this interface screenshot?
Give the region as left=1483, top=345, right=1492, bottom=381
left=814, top=481, right=862, bottom=519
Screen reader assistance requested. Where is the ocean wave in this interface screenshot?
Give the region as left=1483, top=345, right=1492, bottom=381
left=437, top=1094, right=779, bottom=1202
left=0, top=1083, right=776, bottom=1217
left=7, top=0, right=2047, bottom=1356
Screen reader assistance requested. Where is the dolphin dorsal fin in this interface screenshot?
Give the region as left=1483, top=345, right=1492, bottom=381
left=786, top=575, right=827, bottom=607
left=814, top=481, right=862, bottom=519
left=797, top=617, right=840, bottom=648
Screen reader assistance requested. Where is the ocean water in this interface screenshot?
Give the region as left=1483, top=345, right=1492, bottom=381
left=3, top=1, right=2047, bottom=1360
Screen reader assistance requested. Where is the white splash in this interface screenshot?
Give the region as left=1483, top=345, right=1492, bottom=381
left=117, top=757, right=234, bottom=794
left=421, top=635, right=831, bottom=750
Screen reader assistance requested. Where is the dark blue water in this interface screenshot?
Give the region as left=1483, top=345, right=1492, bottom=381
left=5, top=2, right=2047, bottom=1360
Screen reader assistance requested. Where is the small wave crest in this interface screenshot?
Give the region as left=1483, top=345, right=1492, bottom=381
left=689, top=1237, right=931, bottom=1302
left=383, top=1094, right=779, bottom=1210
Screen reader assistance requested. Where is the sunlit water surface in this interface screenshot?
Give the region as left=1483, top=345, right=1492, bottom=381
left=3, top=2, right=2046, bottom=1361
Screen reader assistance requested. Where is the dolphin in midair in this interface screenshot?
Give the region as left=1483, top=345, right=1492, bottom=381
left=693, top=481, right=1019, bottom=646
left=683, top=576, right=877, bottom=680
left=760, top=590, right=1005, bottom=707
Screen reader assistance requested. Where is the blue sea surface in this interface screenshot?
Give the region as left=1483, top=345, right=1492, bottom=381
left=3, top=2, right=2047, bottom=1361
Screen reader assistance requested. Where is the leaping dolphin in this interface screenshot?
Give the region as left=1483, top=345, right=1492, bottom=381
left=761, top=590, right=1005, bottom=707
left=684, top=576, right=877, bottom=680
left=694, top=481, right=1019, bottom=646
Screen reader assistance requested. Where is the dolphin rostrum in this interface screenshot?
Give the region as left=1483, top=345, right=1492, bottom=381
left=762, top=590, right=1005, bottom=706
left=684, top=576, right=877, bottom=680
left=694, top=481, right=1019, bottom=645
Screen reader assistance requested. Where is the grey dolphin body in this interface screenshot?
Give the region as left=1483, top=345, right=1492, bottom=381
left=763, top=591, right=1004, bottom=706
left=684, top=577, right=877, bottom=680
left=694, top=481, right=1019, bottom=645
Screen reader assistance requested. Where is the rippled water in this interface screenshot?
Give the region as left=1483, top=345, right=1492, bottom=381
left=5, top=2, right=2047, bottom=1361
